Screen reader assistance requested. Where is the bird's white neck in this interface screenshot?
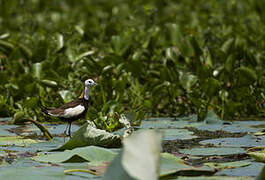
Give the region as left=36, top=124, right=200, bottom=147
left=84, top=86, right=90, bottom=100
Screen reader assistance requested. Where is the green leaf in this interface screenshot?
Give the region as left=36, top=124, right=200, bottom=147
left=19, top=43, right=33, bottom=60
left=24, top=97, right=38, bottom=108
left=40, top=79, right=58, bottom=88
left=32, top=146, right=117, bottom=164
left=200, top=135, right=265, bottom=147
left=221, top=38, right=234, bottom=54
left=224, top=54, right=235, bottom=72
left=54, top=122, right=122, bottom=151
left=32, top=62, right=42, bottom=79
left=0, top=167, right=66, bottom=180
left=103, top=130, right=162, bottom=180
left=75, top=50, right=95, bottom=61
left=235, top=67, right=257, bottom=85
left=179, top=72, right=198, bottom=92
left=248, top=150, right=265, bottom=163
left=55, top=33, right=64, bottom=52
left=190, top=36, right=203, bottom=57
left=160, top=153, right=215, bottom=177
left=205, top=160, right=251, bottom=170
left=32, top=40, right=48, bottom=62
left=11, top=111, right=25, bottom=125
left=0, top=40, right=14, bottom=52
left=0, top=136, right=42, bottom=147
left=180, top=147, right=245, bottom=156
left=202, top=78, right=221, bottom=97
left=204, top=111, right=223, bottom=124
left=167, top=23, right=182, bottom=46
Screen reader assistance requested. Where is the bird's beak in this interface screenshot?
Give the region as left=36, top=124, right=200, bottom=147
left=93, top=82, right=98, bottom=86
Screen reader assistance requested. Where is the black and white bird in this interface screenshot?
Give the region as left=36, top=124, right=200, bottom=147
left=41, top=79, right=97, bottom=137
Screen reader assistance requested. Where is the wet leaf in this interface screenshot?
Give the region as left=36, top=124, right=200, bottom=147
left=180, top=147, right=245, bottom=156
left=160, top=153, right=215, bottom=177
left=32, top=146, right=117, bottom=164
left=200, top=135, right=265, bottom=147
left=54, top=122, right=121, bottom=151
left=176, top=176, right=253, bottom=180
left=160, top=129, right=197, bottom=140
left=0, top=136, right=42, bottom=147
left=216, top=161, right=264, bottom=177
left=0, top=166, right=66, bottom=180
left=248, top=150, right=265, bottom=163
left=205, top=160, right=251, bottom=170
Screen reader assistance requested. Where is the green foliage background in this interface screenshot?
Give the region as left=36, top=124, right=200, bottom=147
left=0, top=0, right=264, bottom=125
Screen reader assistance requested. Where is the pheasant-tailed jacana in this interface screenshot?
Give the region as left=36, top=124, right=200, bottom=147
left=42, top=79, right=97, bottom=137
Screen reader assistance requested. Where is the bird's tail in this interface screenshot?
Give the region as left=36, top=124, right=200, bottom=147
left=38, top=97, right=50, bottom=115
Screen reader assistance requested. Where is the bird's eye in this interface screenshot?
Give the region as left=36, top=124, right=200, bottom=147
left=89, top=80, right=92, bottom=83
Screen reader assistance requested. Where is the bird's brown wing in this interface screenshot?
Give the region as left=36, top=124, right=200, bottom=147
left=46, top=99, right=84, bottom=116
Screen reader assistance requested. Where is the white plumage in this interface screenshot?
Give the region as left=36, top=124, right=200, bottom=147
left=62, top=105, right=85, bottom=118
left=48, top=105, right=85, bottom=118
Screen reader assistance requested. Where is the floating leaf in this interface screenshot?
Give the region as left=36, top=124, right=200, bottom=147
left=180, top=147, right=245, bottom=156
left=54, top=122, right=121, bottom=151
left=205, top=161, right=251, bottom=170
left=216, top=161, right=264, bottom=177
left=160, top=153, right=215, bottom=177
left=248, top=150, right=265, bottom=163
left=33, top=146, right=117, bottom=164
left=160, top=129, right=197, bottom=140
left=0, top=136, right=42, bottom=147
left=200, top=135, right=265, bottom=147
left=0, top=166, right=66, bottom=180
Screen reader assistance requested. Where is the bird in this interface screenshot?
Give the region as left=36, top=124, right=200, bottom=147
left=41, top=79, right=97, bottom=137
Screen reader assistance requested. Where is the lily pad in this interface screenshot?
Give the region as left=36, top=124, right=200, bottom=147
left=140, top=118, right=201, bottom=129
left=173, top=176, right=254, bottom=180
left=32, top=146, right=117, bottom=165
left=205, top=160, right=251, bottom=169
left=0, top=166, right=66, bottom=180
left=248, top=150, right=265, bottom=163
left=54, top=122, right=122, bottom=151
left=0, top=125, right=16, bottom=136
left=179, top=147, right=245, bottom=156
left=200, top=135, right=265, bottom=147
left=0, top=136, right=42, bottom=147
left=160, top=129, right=197, bottom=140
left=196, top=121, right=265, bottom=133
left=160, top=153, right=215, bottom=177
left=216, top=161, right=264, bottom=177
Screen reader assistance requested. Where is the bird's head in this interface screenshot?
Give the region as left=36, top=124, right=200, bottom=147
left=84, top=79, right=98, bottom=87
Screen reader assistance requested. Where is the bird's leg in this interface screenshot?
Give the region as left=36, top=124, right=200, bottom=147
left=64, top=123, right=69, bottom=136
left=64, top=123, right=70, bottom=142
left=68, top=122, right=72, bottom=137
